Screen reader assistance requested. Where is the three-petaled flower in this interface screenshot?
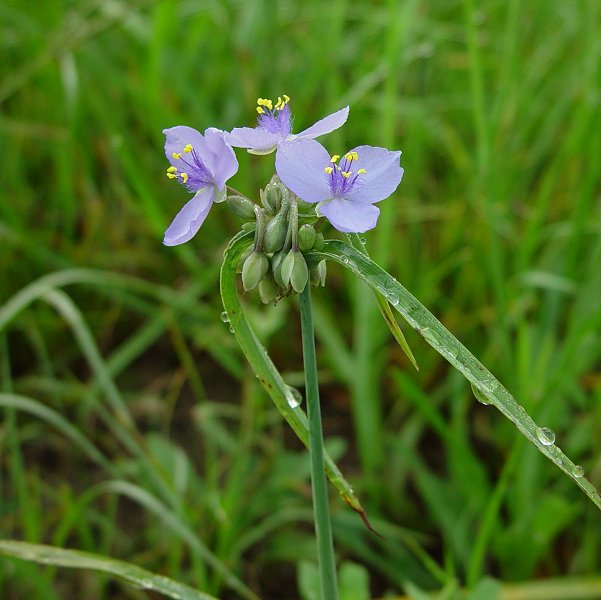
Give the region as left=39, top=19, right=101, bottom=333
left=163, top=126, right=238, bottom=246
left=227, top=95, right=349, bottom=155
left=275, top=139, right=403, bottom=233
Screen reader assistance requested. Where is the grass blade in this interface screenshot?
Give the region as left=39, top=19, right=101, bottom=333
left=220, top=232, right=369, bottom=521
left=0, top=540, right=219, bottom=600
left=309, top=239, right=601, bottom=510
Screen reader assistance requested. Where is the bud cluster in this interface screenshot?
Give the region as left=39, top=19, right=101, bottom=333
left=227, top=176, right=327, bottom=303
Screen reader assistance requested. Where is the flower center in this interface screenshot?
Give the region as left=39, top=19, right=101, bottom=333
left=323, top=151, right=367, bottom=197
left=255, top=95, right=292, bottom=136
left=166, top=143, right=213, bottom=191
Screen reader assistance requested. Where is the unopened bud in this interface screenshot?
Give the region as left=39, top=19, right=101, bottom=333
left=281, top=250, right=308, bottom=293
left=242, top=251, right=269, bottom=291
left=263, top=212, right=287, bottom=253
left=271, top=250, right=287, bottom=288
left=258, top=276, right=279, bottom=304
left=226, top=195, right=256, bottom=219
left=310, top=259, right=327, bottom=287
left=241, top=221, right=256, bottom=232
left=262, top=183, right=282, bottom=214
left=313, top=232, right=325, bottom=251
left=298, top=224, right=316, bottom=252
left=236, top=245, right=254, bottom=273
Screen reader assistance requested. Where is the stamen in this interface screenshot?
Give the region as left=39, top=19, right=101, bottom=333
left=257, top=107, right=265, bottom=114
left=166, top=172, right=177, bottom=179
left=183, top=144, right=193, bottom=153
left=357, top=168, right=367, bottom=174
left=167, top=166, right=177, bottom=173
left=330, top=155, right=340, bottom=163
left=324, top=166, right=333, bottom=174
left=180, top=172, right=189, bottom=184
left=172, top=152, right=182, bottom=159
left=342, top=171, right=352, bottom=178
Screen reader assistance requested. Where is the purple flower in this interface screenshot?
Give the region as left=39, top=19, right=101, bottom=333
left=227, top=95, right=349, bottom=155
left=275, top=139, right=403, bottom=233
left=163, top=126, right=238, bottom=246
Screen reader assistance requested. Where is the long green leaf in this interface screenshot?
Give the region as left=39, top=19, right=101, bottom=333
left=347, top=233, right=419, bottom=371
left=0, top=540, right=218, bottom=600
left=219, top=232, right=369, bottom=520
left=308, top=240, right=601, bottom=510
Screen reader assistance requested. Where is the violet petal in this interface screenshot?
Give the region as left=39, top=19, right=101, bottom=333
left=318, top=198, right=381, bottom=233
left=275, top=140, right=332, bottom=204
left=203, top=128, right=238, bottom=190
left=345, top=145, right=403, bottom=204
left=164, top=126, right=206, bottom=167
left=163, top=187, right=215, bottom=246
left=227, top=127, right=280, bottom=153
left=296, top=106, right=350, bottom=140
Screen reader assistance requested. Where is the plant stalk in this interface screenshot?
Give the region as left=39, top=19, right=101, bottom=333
left=298, top=284, right=338, bottom=600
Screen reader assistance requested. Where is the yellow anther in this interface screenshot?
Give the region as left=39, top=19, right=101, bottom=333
left=184, top=144, right=193, bottom=153
left=324, top=166, right=333, bottom=174
left=357, top=168, right=367, bottom=174
left=342, top=171, right=352, bottom=178
left=172, top=152, right=181, bottom=159
left=167, top=166, right=177, bottom=173
left=283, top=94, right=290, bottom=103
left=345, top=151, right=358, bottom=161
left=257, top=106, right=265, bottom=114
left=180, top=172, right=189, bottom=184
left=166, top=172, right=177, bottom=179
left=330, top=155, right=340, bottom=163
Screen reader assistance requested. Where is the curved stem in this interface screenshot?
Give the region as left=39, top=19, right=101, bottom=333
left=298, top=285, right=338, bottom=600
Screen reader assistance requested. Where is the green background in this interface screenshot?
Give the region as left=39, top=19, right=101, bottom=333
left=1, top=0, right=600, bottom=598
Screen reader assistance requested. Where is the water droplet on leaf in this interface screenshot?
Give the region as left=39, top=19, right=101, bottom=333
left=471, top=383, right=491, bottom=405
left=571, top=465, right=584, bottom=478
left=286, top=386, right=302, bottom=408
left=220, top=311, right=229, bottom=323
left=536, top=426, right=555, bottom=446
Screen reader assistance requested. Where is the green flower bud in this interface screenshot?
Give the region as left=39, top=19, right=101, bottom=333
left=226, top=195, right=256, bottom=219
left=241, top=221, right=257, bottom=232
left=297, top=224, right=316, bottom=252
left=262, top=183, right=282, bottom=214
left=263, top=212, right=288, bottom=253
left=281, top=249, right=308, bottom=293
left=241, top=251, right=269, bottom=291
left=271, top=250, right=287, bottom=288
left=313, top=232, right=325, bottom=251
left=310, top=259, right=327, bottom=288
left=236, top=245, right=254, bottom=273
left=258, top=276, right=279, bottom=304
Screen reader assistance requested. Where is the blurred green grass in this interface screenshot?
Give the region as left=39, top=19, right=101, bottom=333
left=1, top=0, right=601, bottom=598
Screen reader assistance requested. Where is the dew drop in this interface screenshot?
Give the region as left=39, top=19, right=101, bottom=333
left=471, top=383, right=491, bottom=405
left=286, top=386, right=303, bottom=408
left=536, top=426, right=555, bottom=446
left=386, top=292, right=399, bottom=306
left=359, top=237, right=367, bottom=245
left=220, top=311, right=229, bottom=323
left=342, top=257, right=350, bottom=265
left=571, top=465, right=584, bottom=479
left=228, top=325, right=234, bottom=333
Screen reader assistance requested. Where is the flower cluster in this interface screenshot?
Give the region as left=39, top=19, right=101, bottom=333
left=162, top=95, right=404, bottom=293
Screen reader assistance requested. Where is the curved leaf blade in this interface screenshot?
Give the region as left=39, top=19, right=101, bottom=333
left=0, top=540, right=219, bottom=600
left=309, top=240, right=601, bottom=510
left=220, top=232, right=367, bottom=518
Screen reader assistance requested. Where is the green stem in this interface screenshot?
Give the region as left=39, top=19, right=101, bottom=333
left=298, top=284, right=338, bottom=600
